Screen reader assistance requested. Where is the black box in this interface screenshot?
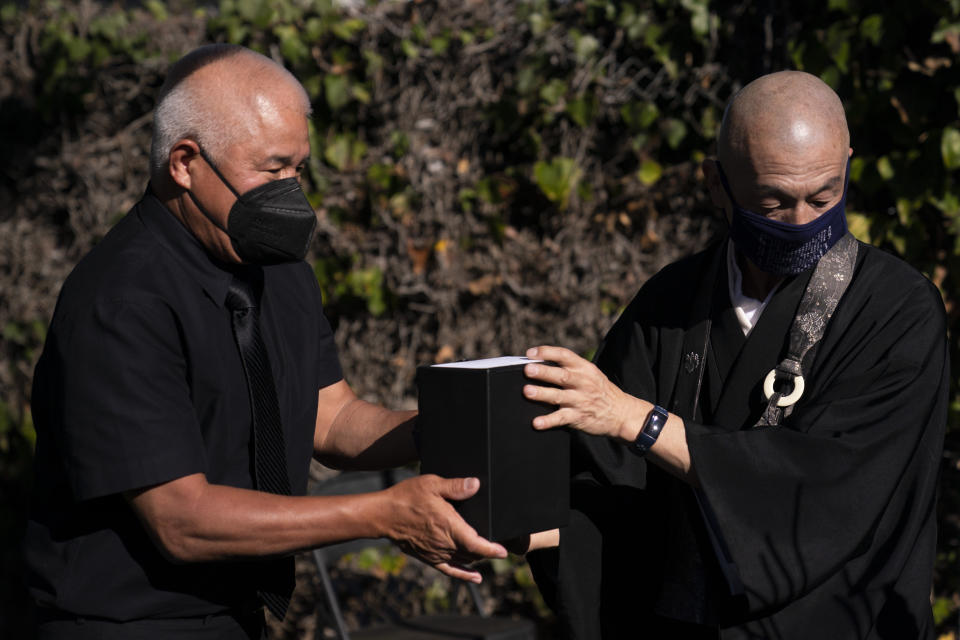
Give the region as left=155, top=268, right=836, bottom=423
left=417, top=357, right=569, bottom=542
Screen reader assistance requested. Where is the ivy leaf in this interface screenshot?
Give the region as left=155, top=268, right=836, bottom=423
left=859, top=14, right=883, bottom=45
left=876, top=156, right=895, bottom=180
left=325, top=134, right=351, bottom=171
left=567, top=95, right=596, bottom=128
left=144, top=0, right=167, bottom=21
left=401, top=39, right=419, bottom=59
left=933, top=595, right=955, bottom=626
left=367, top=163, right=393, bottom=191
left=331, top=18, right=366, bottom=41
left=235, top=0, right=272, bottom=28
left=345, top=266, right=387, bottom=316
left=533, top=157, right=581, bottom=210
left=364, top=50, right=384, bottom=75
left=931, top=189, right=960, bottom=216
left=941, top=127, right=960, bottom=170
left=700, top=105, right=718, bottom=139
left=529, top=13, right=549, bottom=37
left=325, top=133, right=366, bottom=172
left=662, top=118, right=687, bottom=149
left=637, top=160, right=662, bottom=186
left=351, top=84, right=371, bottom=104
left=846, top=211, right=872, bottom=242
left=324, top=74, right=351, bottom=111
left=621, top=101, right=659, bottom=131
left=274, top=25, right=308, bottom=64
left=825, top=24, right=852, bottom=72
left=539, top=78, right=567, bottom=106
left=430, top=36, right=450, bottom=55
left=680, top=0, right=710, bottom=37
left=574, top=34, right=599, bottom=62
left=304, top=17, right=324, bottom=41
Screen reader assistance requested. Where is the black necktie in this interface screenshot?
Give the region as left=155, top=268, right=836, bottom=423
left=226, top=273, right=294, bottom=621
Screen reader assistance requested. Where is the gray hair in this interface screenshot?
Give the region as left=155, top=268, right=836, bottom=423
left=148, top=44, right=310, bottom=182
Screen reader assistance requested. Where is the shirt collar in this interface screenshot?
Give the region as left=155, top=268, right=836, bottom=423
left=136, top=185, right=234, bottom=307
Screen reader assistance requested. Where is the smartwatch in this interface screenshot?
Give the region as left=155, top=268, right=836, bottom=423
left=630, top=404, right=668, bottom=456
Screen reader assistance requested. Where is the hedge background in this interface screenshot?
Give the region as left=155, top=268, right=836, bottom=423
left=2, top=0, right=960, bottom=637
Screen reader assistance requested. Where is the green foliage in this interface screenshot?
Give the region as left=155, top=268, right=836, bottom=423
left=315, top=257, right=389, bottom=317
left=323, top=132, right=367, bottom=171
left=341, top=545, right=408, bottom=577
left=934, top=594, right=955, bottom=626
left=944, top=127, right=960, bottom=171
left=1, top=320, right=44, bottom=456
left=637, top=160, right=662, bottom=186
left=18, top=2, right=163, bottom=121
left=423, top=576, right=450, bottom=613
left=533, top=157, right=581, bottom=210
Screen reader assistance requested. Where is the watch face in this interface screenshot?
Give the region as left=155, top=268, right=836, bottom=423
left=632, top=405, right=668, bottom=455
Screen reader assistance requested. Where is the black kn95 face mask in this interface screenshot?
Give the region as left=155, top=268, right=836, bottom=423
left=190, top=147, right=317, bottom=265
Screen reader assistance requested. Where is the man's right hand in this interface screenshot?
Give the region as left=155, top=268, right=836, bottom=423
left=381, top=474, right=507, bottom=583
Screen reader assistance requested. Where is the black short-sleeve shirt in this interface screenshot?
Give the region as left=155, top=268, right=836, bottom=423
left=23, top=190, right=343, bottom=621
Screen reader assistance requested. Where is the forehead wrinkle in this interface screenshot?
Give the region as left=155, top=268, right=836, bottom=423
left=755, top=174, right=842, bottom=198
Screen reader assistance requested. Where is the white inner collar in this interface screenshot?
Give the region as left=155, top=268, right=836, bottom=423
left=727, top=239, right=778, bottom=337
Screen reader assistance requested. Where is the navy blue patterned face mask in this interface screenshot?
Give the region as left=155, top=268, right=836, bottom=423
left=717, top=159, right=850, bottom=276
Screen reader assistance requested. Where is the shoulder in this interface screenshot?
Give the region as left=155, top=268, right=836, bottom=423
left=855, top=241, right=935, bottom=285
left=50, top=202, right=187, bottom=336
left=819, top=240, right=947, bottom=379
left=850, top=241, right=944, bottom=325
left=641, top=241, right=720, bottom=297
left=59, top=206, right=170, bottom=306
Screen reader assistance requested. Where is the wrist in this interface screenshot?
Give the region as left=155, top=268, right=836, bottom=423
left=357, top=489, right=395, bottom=540
left=617, top=396, right=651, bottom=443
left=366, top=488, right=402, bottom=540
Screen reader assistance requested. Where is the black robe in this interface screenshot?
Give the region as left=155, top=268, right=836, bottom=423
left=529, top=238, right=947, bottom=639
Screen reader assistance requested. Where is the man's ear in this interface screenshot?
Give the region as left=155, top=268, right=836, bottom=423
left=168, top=139, right=201, bottom=191
left=702, top=158, right=728, bottom=212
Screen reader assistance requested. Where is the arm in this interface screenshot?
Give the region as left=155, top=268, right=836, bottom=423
left=522, top=345, right=698, bottom=486
left=312, top=379, right=418, bottom=470
left=126, top=471, right=507, bottom=583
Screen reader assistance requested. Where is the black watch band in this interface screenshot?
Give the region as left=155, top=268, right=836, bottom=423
left=630, top=404, right=668, bottom=456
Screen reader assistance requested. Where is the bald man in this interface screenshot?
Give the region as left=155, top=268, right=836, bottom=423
left=521, top=71, right=947, bottom=638
left=23, top=44, right=506, bottom=640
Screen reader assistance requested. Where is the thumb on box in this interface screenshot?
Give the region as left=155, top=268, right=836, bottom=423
left=437, top=476, right=480, bottom=501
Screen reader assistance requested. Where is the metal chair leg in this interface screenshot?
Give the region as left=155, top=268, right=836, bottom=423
left=314, top=548, right=351, bottom=640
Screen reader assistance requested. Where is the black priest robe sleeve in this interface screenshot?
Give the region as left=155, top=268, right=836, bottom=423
left=529, top=240, right=948, bottom=640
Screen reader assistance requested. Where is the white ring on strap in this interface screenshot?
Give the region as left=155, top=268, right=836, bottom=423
left=763, top=369, right=805, bottom=407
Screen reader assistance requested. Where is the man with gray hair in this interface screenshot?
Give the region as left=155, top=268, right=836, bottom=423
left=23, top=44, right=506, bottom=639
left=522, top=71, right=948, bottom=638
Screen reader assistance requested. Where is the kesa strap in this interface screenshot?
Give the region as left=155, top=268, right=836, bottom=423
left=755, top=232, right=859, bottom=427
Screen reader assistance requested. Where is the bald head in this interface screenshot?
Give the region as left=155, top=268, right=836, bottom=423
left=149, top=44, right=311, bottom=181
left=717, top=71, right=849, bottom=173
